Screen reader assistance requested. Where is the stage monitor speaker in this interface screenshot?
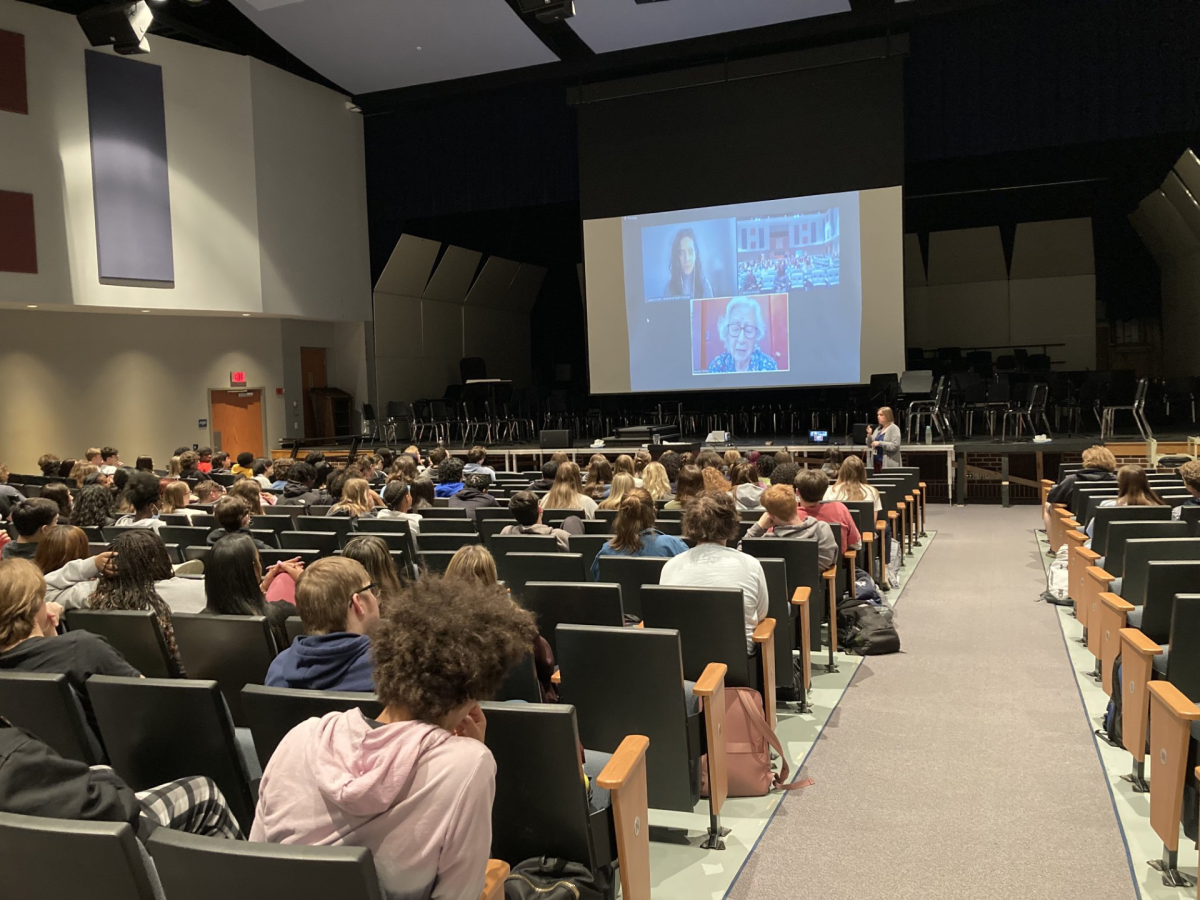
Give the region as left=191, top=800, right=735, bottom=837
left=77, top=1, right=153, bottom=54
left=853, top=423, right=871, bottom=445
left=541, top=429, right=572, bottom=449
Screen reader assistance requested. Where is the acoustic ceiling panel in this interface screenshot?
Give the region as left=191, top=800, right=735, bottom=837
left=1009, top=218, right=1094, bottom=280
left=375, top=234, right=440, bottom=297
left=568, top=0, right=850, bottom=54
left=1161, top=171, right=1200, bottom=245
left=926, top=226, right=1007, bottom=285
left=903, top=233, right=926, bottom=287
left=1173, top=148, right=1200, bottom=201
left=1140, top=189, right=1200, bottom=259
left=423, top=245, right=482, bottom=303
left=505, top=263, right=547, bottom=313
left=226, top=0, right=558, bottom=93
left=464, top=256, right=520, bottom=306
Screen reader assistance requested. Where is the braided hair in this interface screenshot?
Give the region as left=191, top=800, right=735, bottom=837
left=89, top=530, right=181, bottom=667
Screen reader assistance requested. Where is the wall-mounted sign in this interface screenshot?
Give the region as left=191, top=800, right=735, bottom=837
left=198, top=418, right=208, bottom=428
left=230, top=371, right=246, bottom=387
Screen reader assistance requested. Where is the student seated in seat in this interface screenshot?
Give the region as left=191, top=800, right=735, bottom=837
left=202, top=533, right=301, bottom=650
left=251, top=574, right=537, bottom=900
left=793, top=468, right=861, bottom=554
left=591, top=488, right=687, bottom=580
left=542, top=461, right=598, bottom=520
left=661, top=492, right=768, bottom=655
left=111, top=472, right=167, bottom=534
left=2, top=499, right=60, bottom=561
left=448, top=473, right=498, bottom=524
left=499, top=491, right=581, bottom=551
left=264, top=557, right=380, bottom=692
left=1041, top=445, right=1116, bottom=535
left=277, top=462, right=330, bottom=507
left=525, top=460, right=558, bottom=493
left=207, top=496, right=274, bottom=552
left=0, top=556, right=138, bottom=735
left=1173, top=459, right=1200, bottom=520
left=433, top=457, right=465, bottom=499
left=1084, top=465, right=1166, bottom=540
left=741, top=483, right=838, bottom=571
left=376, top=478, right=422, bottom=536
left=462, top=445, right=496, bottom=485
left=663, top=464, right=703, bottom=511
left=69, top=484, right=116, bottom=531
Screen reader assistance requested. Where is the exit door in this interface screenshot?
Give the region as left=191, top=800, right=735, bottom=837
left=210, top=389, right=264, bottom=458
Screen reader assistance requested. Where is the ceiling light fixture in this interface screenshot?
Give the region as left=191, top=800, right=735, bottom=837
left=26, top=304, right=37, bottom=309
left=242, top=313, right=251, bottom=317
left=76, top=1, right=154, bottom=55
left=517, top=0, right=575, bottom=24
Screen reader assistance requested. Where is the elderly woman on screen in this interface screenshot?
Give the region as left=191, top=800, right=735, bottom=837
left=706, top=297, right=778, bottom=373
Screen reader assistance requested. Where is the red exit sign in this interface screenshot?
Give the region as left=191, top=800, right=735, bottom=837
left=230, top=371, right=246, bottom=387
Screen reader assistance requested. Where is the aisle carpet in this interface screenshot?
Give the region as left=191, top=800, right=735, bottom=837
left=727, top=505, right=1136, bottom=900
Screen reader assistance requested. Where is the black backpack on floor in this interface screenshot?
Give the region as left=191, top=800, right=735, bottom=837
left=1099, top=656, right=1122, bottom=745
left=505, top=857, right=610, bottom=900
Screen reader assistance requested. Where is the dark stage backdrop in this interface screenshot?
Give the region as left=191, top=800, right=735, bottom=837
left=575, top=55, right=905, bottom=221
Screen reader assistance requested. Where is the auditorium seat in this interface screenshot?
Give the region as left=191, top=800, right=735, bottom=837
left=87, top=676, right=258, bottom=832
left=171, top=614, right=279, bottom=728
left=496, top=552, right=586, bottom=596
left=261, top=548, right=320, bottom=568
left=594, top=556, right=668, bottom=619
left=555, top=623, right=729, bottom=847
left=296, top=515, right=351, bottom=536
left=64, top=609, right=179, bottom=679
left=146, top=828, right=395, bottom=900
left=494, top=654, right=541, bottom=703
left=0, top=671, right=104, bottom=764
left=415, top=532, right=480, bottom=553
left=520, top=582, right=625, bottom=654
left=0, top=812, right=162, bottom=900
left=241, top=684, right=381, bottom=770
left=280, top=531, right=340, bottom=555
left=482, top=702, right=650, bottom=900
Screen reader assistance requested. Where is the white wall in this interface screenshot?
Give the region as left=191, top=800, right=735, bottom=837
left=0, top=308, right=287, bottom=472
left=0, top=0, right=370, bottom=322
left=904, top=219, right=1097, bottom=370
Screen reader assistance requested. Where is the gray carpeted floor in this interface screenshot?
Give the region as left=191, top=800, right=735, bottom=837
left=729, top=505, right=1136, bottom=900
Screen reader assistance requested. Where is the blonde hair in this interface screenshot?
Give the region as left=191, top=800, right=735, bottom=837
left=614, top=455, right=635, bottom=477
left=877, top=407, right=895, bottom=425
left=159, top=481, right=191, bottom=514
left=331, top=478, right=374, bottom=517
left=641, top=462, right=672, bottom=501
left=0, top=558, right=47, bottom=649
left=1082, top=445, right=1118, bottom=472
left=723, top=449, right=742, bottom=470
left=444, top=544, right=498, bottom=586
left=295, top=557, right=370, bottom=636
left=701, top=467, right=731, bottom=493
left=599, top=472, right=636, bottom=510
left=544, top=461, right=586, bottom=511
left=167, top=456, right=182, bottom=477
left=833, top=455, right=871, bottom=501
left=85, top=447, right=103, bottom=463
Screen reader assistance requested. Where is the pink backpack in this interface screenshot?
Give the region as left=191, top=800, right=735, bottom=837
left=700, top=687, right=811, bottom=797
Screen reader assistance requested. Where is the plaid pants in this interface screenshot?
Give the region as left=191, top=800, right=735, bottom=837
left=136, top=776, right=243, bottom=842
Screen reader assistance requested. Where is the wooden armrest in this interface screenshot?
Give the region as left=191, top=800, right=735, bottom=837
left=1040, top=479, right=1055, bottom=488
left=752, top=617, right=776, bottom=643
left=1099, top=592, right=1133, bottom=613
left=843, top=550, right=858, bottom=560
left=887, top=511, right=898, bottom=520
left=875, top=520, right=886, bottom=530
left=1054, top=508, right=1073, bottom=517
left=1120, top=627, right=1163, bottom=656
left=482, top=860, right=510, bottom=900
left=1149, top=681, right=1200, bottom=720
left=1064, top=530, right=1087, bottom=543
left=1075, top=547, right=1101, bottom=562
left=597, top=735, right=651, bottom=900
left=596, top=734, right=650, bottom=790
left=1086, top=566, right=1115, bottom=586
left=791, top=586, right=811, bottom=606
left=550, top=670, right=561, bottom=684
left=1052, top=502, right=1067, bottom=509
left=822, top=567, right=837, bottom=581
left=693, top=662, right=728, bottom=697
left=919, top=482, right=926, bottom=489
left=862, top=532, right=874, bottom=543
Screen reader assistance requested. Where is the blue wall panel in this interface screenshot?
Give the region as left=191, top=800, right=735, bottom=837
left=85, top=50, right=174, bottom=285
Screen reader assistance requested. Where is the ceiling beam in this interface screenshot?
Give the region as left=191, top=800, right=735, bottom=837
left=502, top=0, right=595, bottom=63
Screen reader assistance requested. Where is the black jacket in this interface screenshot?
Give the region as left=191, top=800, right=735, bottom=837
left=0, top=719, right=139, bottom=828
left=277, top=482, right=331, bottom=507
left=447, top=488, right=498, bottom=524
left=1046, top=467, right=1116, bottom=505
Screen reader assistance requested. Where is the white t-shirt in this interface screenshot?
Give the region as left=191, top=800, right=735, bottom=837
left=660, top=543, right=768, bottom=654
left=824, top=483, right=882, bottom=514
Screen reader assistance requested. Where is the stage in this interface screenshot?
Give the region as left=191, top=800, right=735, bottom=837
left=274, top=432, right=1197, bottom=507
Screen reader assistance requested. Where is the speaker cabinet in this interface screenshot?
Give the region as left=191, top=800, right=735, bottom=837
left=540, top=429, right=572, bottom=449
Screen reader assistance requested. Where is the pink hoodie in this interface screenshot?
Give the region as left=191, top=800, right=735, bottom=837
left=250, top=709, right=495, bottom=900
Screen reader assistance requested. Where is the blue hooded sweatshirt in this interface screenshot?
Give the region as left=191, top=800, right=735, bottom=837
left=265, top=632, right=374, bottom=693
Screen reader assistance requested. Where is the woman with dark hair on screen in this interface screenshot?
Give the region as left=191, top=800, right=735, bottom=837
left=707, top=297, right=777, bottom=373
left=664, top=227, right=713, bottom=300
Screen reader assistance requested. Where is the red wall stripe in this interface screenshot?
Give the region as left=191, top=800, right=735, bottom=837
left=0, top=29, right=28, bottom=115
left=0, top=190, right=38, bottom=274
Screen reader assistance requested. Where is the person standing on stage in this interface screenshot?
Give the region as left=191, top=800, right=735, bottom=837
left=871, top=407, right=903, bottom=472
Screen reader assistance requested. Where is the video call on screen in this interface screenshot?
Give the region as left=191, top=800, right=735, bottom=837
left=619, top=191, right=863, bottom=393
